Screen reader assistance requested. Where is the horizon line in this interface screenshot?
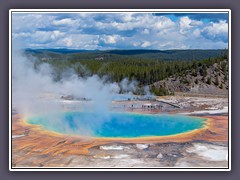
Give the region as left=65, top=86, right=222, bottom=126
left=24, top=48, right=228, bottom=51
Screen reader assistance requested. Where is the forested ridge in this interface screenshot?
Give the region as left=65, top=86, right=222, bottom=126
left=26, top=49, right=226, bottom=61
left=27, top=49, right=228, bottom=96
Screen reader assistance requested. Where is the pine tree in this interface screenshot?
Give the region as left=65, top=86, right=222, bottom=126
left=207, top=77, right=211, bottom=85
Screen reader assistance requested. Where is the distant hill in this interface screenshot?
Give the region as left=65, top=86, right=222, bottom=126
left=151, top=59, right=228, bottom=96
left=25, top=48, right=227, bottom=61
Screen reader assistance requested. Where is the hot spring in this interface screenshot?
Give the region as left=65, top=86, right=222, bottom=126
left=27, top=112, right=206, bottom=138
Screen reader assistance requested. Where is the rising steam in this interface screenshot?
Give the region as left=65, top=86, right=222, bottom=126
left=12, top=47, right=153, bottom=136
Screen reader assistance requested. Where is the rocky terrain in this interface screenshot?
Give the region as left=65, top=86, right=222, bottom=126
left=152, top=60, right=228, bottom=95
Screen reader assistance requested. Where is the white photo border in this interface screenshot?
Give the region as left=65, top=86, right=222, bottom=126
left=9, top=9, right=231, bottom=171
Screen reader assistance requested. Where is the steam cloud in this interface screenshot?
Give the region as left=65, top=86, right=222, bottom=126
left=12, top=47, right=153, bottom=136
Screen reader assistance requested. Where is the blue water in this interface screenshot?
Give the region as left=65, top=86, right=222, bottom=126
left=27, top=112, right=206, bottom=138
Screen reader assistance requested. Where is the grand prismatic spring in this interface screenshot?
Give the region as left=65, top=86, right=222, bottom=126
left=27, top=112, right=207, bottom=138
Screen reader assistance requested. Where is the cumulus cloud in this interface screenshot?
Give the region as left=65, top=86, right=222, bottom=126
left=120, top=13, right=134, bottom=22
left=201, top=20, right=228, bottom=42
left=179, top=16, right=203, bottom=34
left=153, top=16, right=175, bottom=30
left=57, top=34, right=99, bottom=49
left=31, top=31, right=66, bottom=43
left=11, top=12, right=229, bottom=50
left=62, top=37, right=73, bottom=47
left=51, top=30, right=65, bottom=40
left=53, top=18, right=77, bottom=26
left=141, top=41, right=151, bottom=48
left=101, top=35, right=117, bottom=44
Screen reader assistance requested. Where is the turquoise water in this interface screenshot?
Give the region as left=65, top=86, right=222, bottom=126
left=27, top=112, right=206, bottom=138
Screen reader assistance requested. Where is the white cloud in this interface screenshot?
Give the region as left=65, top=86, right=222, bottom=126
left=62, top=38, right=73, bottom=47
left=203, top=20, right=228, bottom=35
left=153, top=16, right=175, bottom=30
left=179, top=16, right=203, bottom=34
left=95, top=14, right=175, bottom=33
left=50, top=31, right=65, bottom=40
left=190, top=20, right=203, bottom=26
left=11, top=13, right=228, bottom=50
left=101, top=35, right=117, bottom=44
left=100, top=35, right=125, bottom=46
left=121, top=13, right=134, bottom=22
left=53, top=18, right=77, bottom=26
left=30, top=30, right=65, bottom=44
left=141, top=41, right=151, bottom=48
left=56, top=34, right=99, bottom=49
left=201, top=20, right=228, bottom=42
left=193, top=29, right=201, bottom=37
left=180, top=16, right=192, bottom=30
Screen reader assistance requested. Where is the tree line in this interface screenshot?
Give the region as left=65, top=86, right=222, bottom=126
left=33, top=51, right=228, bottom=95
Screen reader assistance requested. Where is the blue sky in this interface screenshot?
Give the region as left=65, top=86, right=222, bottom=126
left=12, top=12, right=229, bottom=50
